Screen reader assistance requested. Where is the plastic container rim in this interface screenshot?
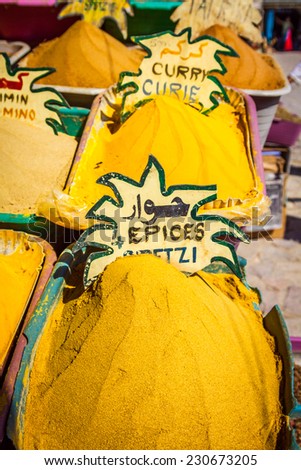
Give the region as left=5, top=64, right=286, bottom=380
left=240, top=82, right=292, bottom=98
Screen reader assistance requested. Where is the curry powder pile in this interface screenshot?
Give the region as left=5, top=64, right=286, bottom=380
left=202, top=25, right=286, bottom=90
left=21, top=255, right=282, bottom=450
left=69, top=95, right=260, bottom=208
left=26, top=20, right=145, bottom=88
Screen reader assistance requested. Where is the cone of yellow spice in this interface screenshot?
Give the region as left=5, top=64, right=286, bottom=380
left=19, top=255, right=283, bottom=450
left=66, top=93, right=266, bottom=222
left=25, top=20, right=145, bottom=88
left=201, top=24, right=286, bottom=90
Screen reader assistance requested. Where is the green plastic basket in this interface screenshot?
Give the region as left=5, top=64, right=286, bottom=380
left=56, top=105, right=90, bottom=138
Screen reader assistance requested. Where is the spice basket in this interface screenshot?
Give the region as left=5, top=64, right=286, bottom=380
left=0, top=231, right=57, bottom=443
left=4, top=245, right=299, bottom=449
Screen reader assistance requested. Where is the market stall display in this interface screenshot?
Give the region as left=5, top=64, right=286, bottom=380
left=36, top=28, right=268, bottom=232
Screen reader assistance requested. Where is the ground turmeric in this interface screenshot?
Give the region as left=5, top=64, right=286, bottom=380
left=0, top=230, right=44, bottom=372
left=25, top=20, right=145, bottom=88
left=69, top=94, right=261, bottom=208
left=21, top=254, right=282, bottom=450
left=201, top=25, right=286, bottom=90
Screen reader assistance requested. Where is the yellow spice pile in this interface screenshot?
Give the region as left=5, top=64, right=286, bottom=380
left=0, top=230, right=44, bottom=372
left=202, top=24, right=286, bottom=90
left=69, top=95, right=259, bottom=208
left=0, top=118, right=77, bottom=214
left=26, top=20, right=145, bottom=88
left=21, top=255, right=282, bottom=450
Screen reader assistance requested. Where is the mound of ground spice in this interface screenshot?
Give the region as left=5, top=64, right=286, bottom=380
left=69, top=95, right=260, bottom=208
left=0, top=117, right=77, bottom=214
left=21, top=255, right=282, bottom=450
left=202, top=24, right=286, bottom=90
left=26, top=20, right=145, bottom=88
left=0, top=230, right=44, bottom=372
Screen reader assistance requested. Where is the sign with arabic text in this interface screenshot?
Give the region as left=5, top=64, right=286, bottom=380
left=171, top=0, right=263, bottom=44
left=73, top=155, right=249, bottom=288
left=118, top=29, right=237, bottom=121
left=56, top=0, right=132, bottom=39
left=0, top=54, right=67, bottom=133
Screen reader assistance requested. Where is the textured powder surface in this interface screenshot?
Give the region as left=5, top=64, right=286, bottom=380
left=202, top=25, right=286, bottom=90
left=22, top=255, right=282, bottom=450
left=26, top=20, right=145, bottom=88
left=69, top=95, right=258, bottom=206
left=0, top=118, right=77, bottom=214
left=0, top=231, right=44, bottom=370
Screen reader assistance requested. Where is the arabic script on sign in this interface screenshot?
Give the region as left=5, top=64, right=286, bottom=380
left=171, top=0, right=263, bottom=44
left=73, top=155, right=249, bottom=287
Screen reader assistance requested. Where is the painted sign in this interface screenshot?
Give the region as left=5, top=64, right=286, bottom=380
left=118, top=29, right=237, bottom=121
left=171, top=0, right=263, bottom=44
left=0, top=53, right=67, bottom=133
left=73, top=155, right=249, bottom=288
left=56, top=0, right=132, bottom=38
